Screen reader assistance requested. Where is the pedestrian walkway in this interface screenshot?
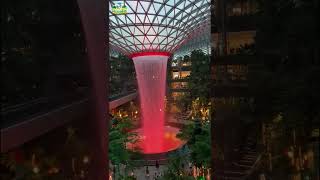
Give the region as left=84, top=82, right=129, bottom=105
left=132, top=165, right=166, bottom=180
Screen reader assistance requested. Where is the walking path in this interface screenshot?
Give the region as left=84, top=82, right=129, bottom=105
left=132, top=165, right=166, bottom=180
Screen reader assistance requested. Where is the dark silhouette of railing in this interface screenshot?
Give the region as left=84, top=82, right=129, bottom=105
left=131, top=144, right=190, bottom=167
left=1, top=90, right=137, bottom=128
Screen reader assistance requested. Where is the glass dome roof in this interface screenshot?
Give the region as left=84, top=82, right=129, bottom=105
left=109, top=0, right=211, bottom=56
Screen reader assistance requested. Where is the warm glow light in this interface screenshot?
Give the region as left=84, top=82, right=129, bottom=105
left=127, top=126, right=185, bottom=153
left=165, top=133, right=170, bottom=138
left=130, top=52, right=171, bottom=58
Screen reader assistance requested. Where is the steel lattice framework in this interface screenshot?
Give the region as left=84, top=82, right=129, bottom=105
left=173, top=30, right=211, bottom=59
left=109, top=0, right=211, bottom=56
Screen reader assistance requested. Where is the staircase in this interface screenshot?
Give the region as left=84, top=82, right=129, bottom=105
left=214, top=134, right=261, bottom=180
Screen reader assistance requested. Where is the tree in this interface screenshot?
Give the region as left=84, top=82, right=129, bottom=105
left=160, top=155, right=193, bottom=180
left=190, top=122, right=211, bottom=168
left=177, top=120, right=211, bottom=169
left=2, top=0, right=88, bottom=105
left=110, top=54, right=136, bottom=95
left=252, top=0, right=319, bottom=178
left=253, top=0, right=319, bottom=141
left=109, top=117, right=141, bottom=179
left=188, top=50, right=211, bottom=103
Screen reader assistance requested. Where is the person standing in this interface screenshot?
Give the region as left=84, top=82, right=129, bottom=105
left=155, top=160, right=159, bottom=171
left=259, top=173, right=266, bottom=180
left=146, top=166, right=150, bottom=179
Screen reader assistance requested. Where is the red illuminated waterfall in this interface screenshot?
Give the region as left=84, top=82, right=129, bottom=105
left=132, top=54, right=168, bottom=153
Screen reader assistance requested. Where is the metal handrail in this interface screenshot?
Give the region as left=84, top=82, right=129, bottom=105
left=1, top=91, right=137, bottom=128
left=130, top=145, right=190, bottom=166
left=242, top=153, right=262, bottom=179
left=1, top=97, right=49, bottom=112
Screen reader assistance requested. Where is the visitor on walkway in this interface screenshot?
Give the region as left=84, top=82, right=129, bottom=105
left=155, top=160, right=159, bottom=170
left=113, top=167, right=116, bottom=179
left=146, top=166, right=150, bottom=178
left=259, top=173, right=266, bottom=180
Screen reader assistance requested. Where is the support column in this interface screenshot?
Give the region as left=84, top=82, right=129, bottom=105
left=216, top=0, right=228, bottom=55
left=77, top=0, right=109, bottom=179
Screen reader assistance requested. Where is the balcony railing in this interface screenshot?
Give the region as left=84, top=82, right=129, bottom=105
left=212, top=14, right=257, bottom=33
left=169, top=77, right=189, bottom=82
left=213, top=54, right=256, bottom=64
left=1, top=91, right=138, bottom=152
left=1, top=89, right=137, bottom=129
left=227, top=14, right=257, bottom=32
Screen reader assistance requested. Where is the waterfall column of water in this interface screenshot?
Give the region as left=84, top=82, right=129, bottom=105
left=132, top=55, right=168, bottom=153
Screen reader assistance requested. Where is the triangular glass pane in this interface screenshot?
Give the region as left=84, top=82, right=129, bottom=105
left=144, top=26, right=151, bottom=34
left=159, top=44, right=165, bottom=49
left=145, top=16, right=151, bottom=24
left=137, top=14, right=145, bottom=23
left=135, top=26, right=144, bottom=35
left=185, top=0, right=191, bottom=7
left=153, top=2, right=162, bottom=11
left=136, top=36, right=144, bottom=43
left=157, top=16, right=163, bottom=24
left=136, top=44, right=143, bottom=50
left=140, top=1, right=150, bottom=11
left=126, top=36, right=134, bottom=43
left=113, top=33, right=121, bottom=39
left=159, top=30, right=167, bottom=36
left=110, top=16, right=117, bottom=23
left=159, top=9, right=166, bottom=16
left=168, top=10, right=174, bottom=18
left=148, top=27, right=157, bottom=35
left=177, top=1, right=185, bottom=10
left=127, top=1, right=137, bottom=11
left=109, top=2, right=113, bottom=10
left=121, top=29, right=130, bottom=37
left=147, top=36, right=156, bottom=43
left=167, top=0, right=175, bottom=6
left=158, top=36, right=166, bottom=43
left=118, top=38, right=127, bottom=45
left=171, top=31, right=177, bottom=37
left=137, top=2, right=145, bottom=13
left=195, top=1, right=202, bottom=7
left=127, top=14, right=135, bottom=23
left=151, top=45, right=159, bottom=50
left=147, top=15, right=156, bottom=23
left=149, top=5, right=157, bottom=14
